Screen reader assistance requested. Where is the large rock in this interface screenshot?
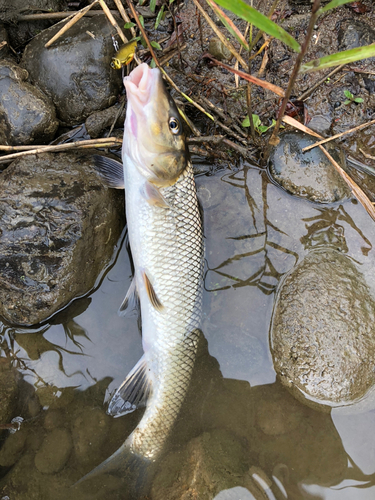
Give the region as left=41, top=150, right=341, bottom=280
left=0, top=151, right=124, bottom=325
left=271, top=249, right=375, bottom=407
left=0, top=60, right=58, bottom=145
left=268, top=132, right=350, bottom=203
left=21, top=14, right=123, bottom=125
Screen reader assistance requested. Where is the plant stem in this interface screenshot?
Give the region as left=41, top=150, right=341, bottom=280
left=267, top=0, right=321, bottom=150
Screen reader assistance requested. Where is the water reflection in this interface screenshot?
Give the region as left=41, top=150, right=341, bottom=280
left=1, top=164, right=375, bottom=498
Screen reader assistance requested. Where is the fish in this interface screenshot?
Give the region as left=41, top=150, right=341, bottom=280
left=111, top=40, right=138, bottom=69
left=75, top=63, right=204, bottom=492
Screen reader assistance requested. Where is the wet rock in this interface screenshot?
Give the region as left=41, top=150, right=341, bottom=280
left=271, top=249, right=375, bottom=407
left=22, top=15, right=123, bottom=125
left=338, top=19, right=375, bottom=53
left=0, top=60, right=58, bottom=145
left=0, top=429, right=27, bottom=467
left=72, top=408, right=111, bottom=465
left=85, top=103, right=126, bottom=139
left=151, top=429, right=248, bottom=500
left=209, top=37, right=233, bottom=61
left=268, top=131, right=350, bottom=203
left=44, top=409, right=65, bottom=430
left=34, top=428, right=72, bottom=474
left=0, top=151, right=124, bottom=325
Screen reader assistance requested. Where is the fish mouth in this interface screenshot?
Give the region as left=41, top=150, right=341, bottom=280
left=124, top=63, right=157, bottom=105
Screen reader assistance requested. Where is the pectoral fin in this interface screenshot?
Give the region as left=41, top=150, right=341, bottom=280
left=142, top=271, right=164, bottom=311
left=118, top=277, right=139, bottom=317
left=93, top=155, right=124, bottom=189
left=140, top=181, right=171, bottom=209
left=108, top=354, right=152, bottom=417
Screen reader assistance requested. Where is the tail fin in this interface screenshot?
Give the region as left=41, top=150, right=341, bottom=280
left=73, top=442, right=154, bottom=499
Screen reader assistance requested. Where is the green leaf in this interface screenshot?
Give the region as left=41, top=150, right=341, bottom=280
left=258, top=125, right=269, bottom=133
left=151, top=40, right=162, bottom=50
left=213, top=0, right=300, bottom=53
left=155, top=4, right=165, bottom=29
left=344, top=99, right=351, bottom=105
left=354, top=97, right=364, bottom=103
left=242, top=114, right=263, bottom=129
left=124, top=21, right=136, bottom=29
left=301, top=44, right=375, bottom=72
left=150, top=0, right=156, bottom=13
left=242, top=115, right=250, bottom=127
left=252, top=114, right=262, bottom=128
left=140, top=36, right=147, bottom=48
left=139, top=15, right=144, bottom=27
left=150, top=58, right=157, bottom=68
left=344, top=90, right=353, bottom=99
left=319, top=0, right=353, bottom=13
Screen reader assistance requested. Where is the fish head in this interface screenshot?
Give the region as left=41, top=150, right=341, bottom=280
left=123, top=63, right=188, bottom=186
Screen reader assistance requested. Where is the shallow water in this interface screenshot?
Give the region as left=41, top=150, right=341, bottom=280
left=1, top=162, right=375, bottom=499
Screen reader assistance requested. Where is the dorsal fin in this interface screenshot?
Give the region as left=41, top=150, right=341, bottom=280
left=93, top=155, right=124, bottom=189
left=118, top=277, right=139, bottom=317
left=108, top=354, right=152, bottom=417
left=142, top=271, right=164, bottom=311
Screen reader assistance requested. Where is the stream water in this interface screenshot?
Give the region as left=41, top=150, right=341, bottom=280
left=1, top=161, right=375, bottom=499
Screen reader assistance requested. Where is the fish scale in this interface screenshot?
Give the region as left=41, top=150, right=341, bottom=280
left=125, top=161, right=204, bottom=459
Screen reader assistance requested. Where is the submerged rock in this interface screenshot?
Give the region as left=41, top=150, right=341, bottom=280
left=151, top=429, right=248, bottom=500
left=0, top=364, right=19, bottom=426
left=0, top=151, right=124, bottom=325
left=21, top=14, right=123, bottom=125
left=34, top=428, right=72, bottom=474
left=271, top=249, right=375, bottom=407
left=268, top=132, right=350, bottom=203
left=0, top=60, right=58, bottom=145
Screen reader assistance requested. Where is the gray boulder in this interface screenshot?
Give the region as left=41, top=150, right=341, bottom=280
left=0, top=151, right=124, bottom=325
left=271, top=249, right=375, bottom=407
left=268, top=132, right=350, bottom=203
left=21, top=14, right=123, bottom=125
left=0, top=60, right=58, bottom=145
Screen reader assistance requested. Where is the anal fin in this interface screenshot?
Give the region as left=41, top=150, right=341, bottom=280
left=118, top=277, right=139, bottom=317
left=142, top=271, right=164, bottom=311
left=108, top=354, right=152, bottom=417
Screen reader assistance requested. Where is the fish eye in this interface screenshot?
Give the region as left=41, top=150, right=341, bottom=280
left=169, top=117, right=180, bottom=135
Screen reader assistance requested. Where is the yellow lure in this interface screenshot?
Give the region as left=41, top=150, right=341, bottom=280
left=111, top=40, right=137, bottom=69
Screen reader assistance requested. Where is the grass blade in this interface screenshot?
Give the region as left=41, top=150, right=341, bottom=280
left=213, top=0, right=301, bottom=53
left=319, top=0, right=353, bottom=12
left=206, top=0, right=249, bottom=50
left=301, top=44, right=375, bottom=72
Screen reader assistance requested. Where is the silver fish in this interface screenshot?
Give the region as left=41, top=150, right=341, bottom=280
left=78, top=63, right=204, bottom=487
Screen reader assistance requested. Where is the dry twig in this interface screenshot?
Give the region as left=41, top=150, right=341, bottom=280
left=113, top=0, right=136, bottom=38
left=0, top=138, right=122, bottom=164
left=126, top=0, right=214, bottom=122
left=45, top=0, right=99, bottom=48
left=191, top=0, right=248, bottom=68
left=302, top=119, right=375, bottom=152
left=298, top=65, right=345, bottom=101
left=98, top=0, right=128, bottom=44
